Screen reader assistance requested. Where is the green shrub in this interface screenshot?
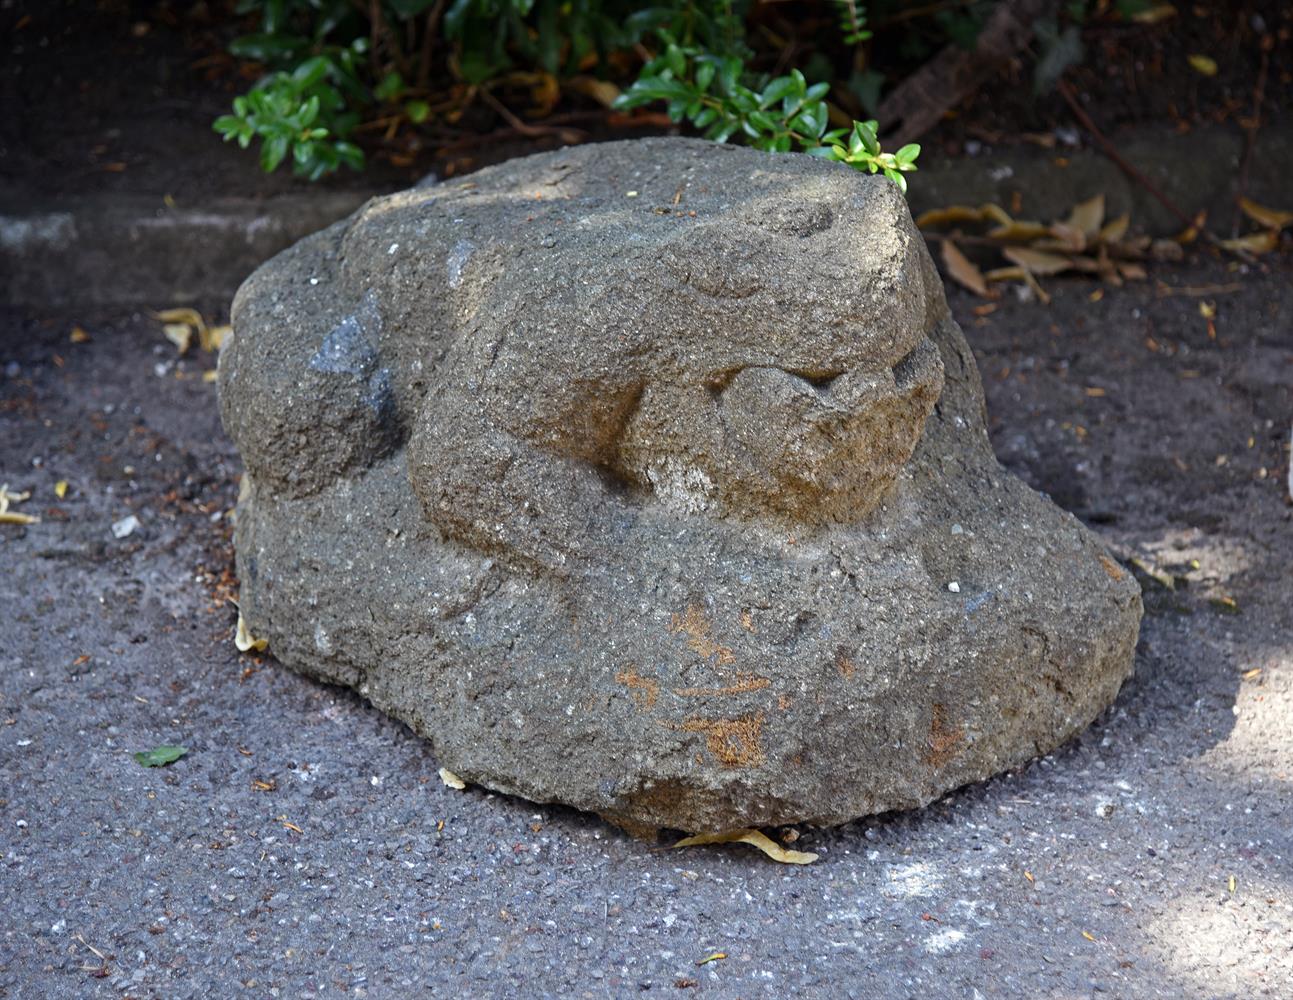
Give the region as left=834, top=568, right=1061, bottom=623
left=214, top=0, right=920, bottom=189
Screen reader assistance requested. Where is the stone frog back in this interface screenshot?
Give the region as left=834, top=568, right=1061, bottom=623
left=224, top=139, right=947, bottom=569
left=219, top=137, right=1142, bottom=836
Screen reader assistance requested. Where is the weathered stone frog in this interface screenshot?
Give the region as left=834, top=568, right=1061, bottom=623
left=219, top=139, right=1142, bottom=835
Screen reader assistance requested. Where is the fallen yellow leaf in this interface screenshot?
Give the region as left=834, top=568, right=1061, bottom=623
left=1099, top=213, right=1130, bottom=244
left=1228, top=874, right=1236, bottom=894
left=70, top=325, right=91, bottom=343
left=941, top=239, right=989, bottom=297
left=1082, top=930, right=1096, bottom=942
left=696, top=953, right=726, bottom=966
left=234, top=613, right=268, bottom=653
left=1237, top=197, right=1293, bottom=231
left=163, top=323, right=193, bottom=354
left=154, top=307, right=206, bottom=329
left=1130, top=3, right=1176, bottom=24
left=1065, top=194, right=1105, bottom=239
left=567, top=75, right=622, bottom=108
left=0, top=484, right=39, bottom=525
left=915, top=204, right=986, bottom=228
left=1220, top=230, right=1279, bottom=255
left=1187, top=54, right=1218, bottom=77
left=54, top=480, right=68, bottom=499
left=672, top=828, right=819, bottom=865
left=1198, top=301, right=1217, bottom=319
left=1003, top=246, right=1074, bottom=276
left=202, top=324, right=232, bottom=353
left=439, top=767, right=467, bottom=790
left=986, top=220, right=1051, bottom=242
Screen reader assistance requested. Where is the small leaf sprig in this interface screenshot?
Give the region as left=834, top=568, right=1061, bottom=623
left=614, top=42, right=918, bottom=193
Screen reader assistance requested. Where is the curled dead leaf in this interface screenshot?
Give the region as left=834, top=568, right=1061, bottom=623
left=439, top=767, right=467, bottom=790
left=0, top=484, right=39, bottom=525
left=1219, top=230, right=1279, bottom=255
left=203, top=324, right=232, bottom=353
left=941, top=239, right=989, bottom=297
left=234, top=613, right=268, bottom=653
left=1130, top=3, right=1177, bottom=24
left=1064, top=194, right=1105, bottom=240
left=987, top=221, right=1050, bottom=242
left=1099, top=213, right=1130, bottom=244
left=567, top=75, right=622, bottom=108
left=915, top=205, right=986, bottom=229
left=1003, top=246, right=1074, bottom=276
left=1187, top=54, right=1218, bottom=77
left=1237, top=197, right=1293, bottom=231
left=163, top=323, right=193, bottom=354
left=672, top=828, right=819, bottom=865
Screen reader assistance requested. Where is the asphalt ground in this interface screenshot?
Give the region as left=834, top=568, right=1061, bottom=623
left=2, top=254, right=1291, bottom=998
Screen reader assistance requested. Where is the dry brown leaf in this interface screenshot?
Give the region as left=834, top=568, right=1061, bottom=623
left=915, top=205, right=986, bottom=228
left=234, top=613, right=268, bottom=653
left=1220, top=230, right=1279, bottom=255
left=163, top=323, right=193, bottom=354
left=154, top=307, right=205, bottom=330
left=1099, top=213, right=1130, bottom=244
left=986, top=220, right=1050, bottom=242
left=1003, top=246, right=1074, bottom=276
left=0, top=484, right=39, bottom=525
left=1065, top=194, right=1105, bottom=239
left=672, top=828, right=819, bottom=865
left=567, top=75, right=621, bottom=108
left=1044, top=222, right=1087, bottom=253
left=1175, top=210, right=1207, bottom=244
left=1187, top=54, right=1218, bottom=77
left=439, top=767, right=467, bottom=790
left=979, top=203, right=1014, bottom=227
left=1237, top=197, right=1293, bottom=231
left=1117, top=262, right=1148, bottom=280
left=1130, top=3, right=1177, bottom=24
left=202, top=324, right=232, bottom=353
left=941, top=239, right=989, bottom=297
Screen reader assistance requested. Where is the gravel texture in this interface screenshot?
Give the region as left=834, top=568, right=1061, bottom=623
left=1, top=253, right=1290, bottom=998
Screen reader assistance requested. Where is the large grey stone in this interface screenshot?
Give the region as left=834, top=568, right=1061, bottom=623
left=219, top=137, right=1142, bottom=835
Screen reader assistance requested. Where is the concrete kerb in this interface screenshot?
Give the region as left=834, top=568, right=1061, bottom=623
left=3, top=123, right=1286, bottom=308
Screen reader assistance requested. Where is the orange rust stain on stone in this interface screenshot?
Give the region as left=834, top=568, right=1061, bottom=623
left=777, top=693, right=792, bottom=711
left=834, top=646, right=856, bottom=678
left=739, top=609, right=757, bottom=633
left=672, top=673, right=770, bottom=697
left=673, top=712, right=765, bottom=768
left=925, top=703, right=965, bottom=768
left=670, top=603, right=736, bottom=665
left=615, top=667, right=660, bottom=709
left=1098, top=554, right=1125, bottom=582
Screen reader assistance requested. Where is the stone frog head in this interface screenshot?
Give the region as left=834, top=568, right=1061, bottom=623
left=394, top=149, right=947, bottom=563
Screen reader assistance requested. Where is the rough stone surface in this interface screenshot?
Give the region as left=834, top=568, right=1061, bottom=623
left=218, top=137, right=1142, bottom=834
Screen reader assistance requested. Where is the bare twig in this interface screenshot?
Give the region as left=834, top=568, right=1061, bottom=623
left=1055, top=79, right=1256, bottom=264
left=478, top=89, right=586, bottom=144
left=416, top=0, right=447, bottom=92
